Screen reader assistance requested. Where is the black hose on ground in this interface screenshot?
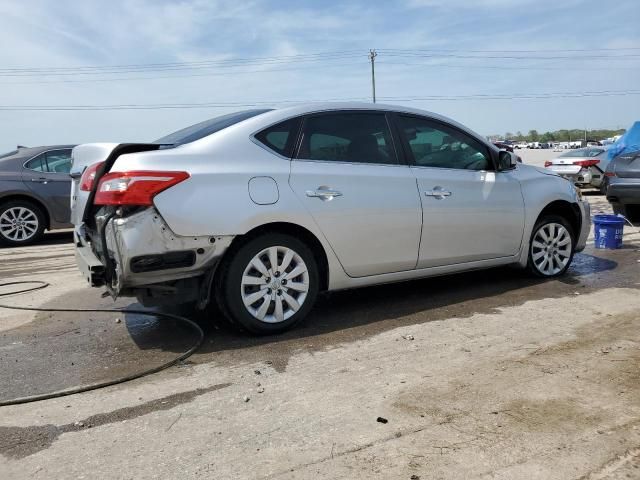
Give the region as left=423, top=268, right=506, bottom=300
left=0, top=281, right=204, bottom=407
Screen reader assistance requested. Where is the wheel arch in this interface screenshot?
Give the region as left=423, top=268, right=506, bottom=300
left=0, top=193, right=51, bottom=229
left=535, top=200, right=582, bottom=238
left=222, top=221, right=330, bottom=291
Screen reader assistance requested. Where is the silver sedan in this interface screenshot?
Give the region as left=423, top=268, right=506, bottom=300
left=71, top=103, right=590, bottom=334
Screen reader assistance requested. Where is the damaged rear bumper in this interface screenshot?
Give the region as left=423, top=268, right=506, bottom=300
left=74, top=207, right=233, bottom=301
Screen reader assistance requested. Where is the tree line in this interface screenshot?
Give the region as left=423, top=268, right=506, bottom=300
left=492, top=128, right=626, bottom=143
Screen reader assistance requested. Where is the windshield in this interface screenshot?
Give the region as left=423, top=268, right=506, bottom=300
left=560, top=148, right=604, bottom=158
left=154, top=109, right=272, bottom=146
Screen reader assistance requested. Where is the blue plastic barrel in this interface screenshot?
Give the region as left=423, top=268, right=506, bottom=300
left=593, top=214, right=625, bottom=249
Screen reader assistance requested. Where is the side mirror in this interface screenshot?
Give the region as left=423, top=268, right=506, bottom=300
left=498, top=151, right=519, bottom=170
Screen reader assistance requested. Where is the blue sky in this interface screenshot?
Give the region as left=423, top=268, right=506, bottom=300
left=0, top=0, right=638, bottom=150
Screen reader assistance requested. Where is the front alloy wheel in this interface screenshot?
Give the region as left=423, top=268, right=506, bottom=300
left=528, top=216, right=574, bottom=277
left=218, top=233, right=319, bottom=334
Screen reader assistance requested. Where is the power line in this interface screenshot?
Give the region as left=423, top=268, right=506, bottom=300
left=0, top=52, right=366, bottom=77
left=378, top=51, right=640, bottom=60
left=0, top=61, right=367, bottom=85
left=1, top=89, right=638, bottom=111
left=379, top=47, right=640, bottom=53
left=377, top=61, right=640, bottom=71
left=1, top=47, right=638, bottom=79
left=0, top=50, right=364, bottom=73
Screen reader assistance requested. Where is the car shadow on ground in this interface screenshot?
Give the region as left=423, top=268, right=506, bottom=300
left=122, top=251, right=622, bottom=367
left=0, top=251, right=623, bottom=401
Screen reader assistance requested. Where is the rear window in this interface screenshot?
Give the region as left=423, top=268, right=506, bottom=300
left=154, top=109, right=272, bottom=146
left=560, top=148, right=604, bottom=158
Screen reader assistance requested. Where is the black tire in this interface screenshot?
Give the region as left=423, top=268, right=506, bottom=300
left=526, top=214, right=575, bottom=278
left=0, top=200, right=46, bottom=247
left=215, top=233, right=319, bottom=335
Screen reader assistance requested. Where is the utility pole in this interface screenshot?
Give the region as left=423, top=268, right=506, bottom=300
left=369, top=49, right=377, bottom=103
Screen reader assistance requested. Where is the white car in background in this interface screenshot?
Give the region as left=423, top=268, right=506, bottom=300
left=70, top=103, right=590, bottom=334
left=544, top=147, right=609, bottom=190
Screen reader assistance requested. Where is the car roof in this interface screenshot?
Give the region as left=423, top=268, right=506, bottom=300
left=0, top=144, right=76, bottom=160
left=243, top=102, right=491, bottom=149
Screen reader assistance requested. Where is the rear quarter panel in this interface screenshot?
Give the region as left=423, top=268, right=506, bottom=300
left=109, top=127, right=347, bottom=286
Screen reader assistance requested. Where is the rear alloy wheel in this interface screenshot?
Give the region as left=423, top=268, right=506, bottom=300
left=0, top=201, right=45, bottom=247
left=219, top=233, right=319, bottom=334
left=527, top=215, right=574, bottom=278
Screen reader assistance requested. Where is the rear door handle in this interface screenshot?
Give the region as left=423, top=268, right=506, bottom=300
left=305, top=186, right=343, bottom=201
left=31, top=178, right=49, bottom=184
left=424, top=186, right=452, bottom=199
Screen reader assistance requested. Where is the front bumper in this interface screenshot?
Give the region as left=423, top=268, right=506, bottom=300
left=575, top=200, right=591, bottom=253
left=74, top=208, right=234, bottom=296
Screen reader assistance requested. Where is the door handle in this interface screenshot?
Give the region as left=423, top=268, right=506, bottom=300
left=305, top=186, right=343, bottom=201
left=31, top=178, right=49, bottom=184
left=424, top=186, right=452, bottom=199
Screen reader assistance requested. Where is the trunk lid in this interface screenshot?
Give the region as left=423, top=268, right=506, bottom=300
left=70, top=143, right=119, bottom=226
left=70, top=143, right=164, bottom=226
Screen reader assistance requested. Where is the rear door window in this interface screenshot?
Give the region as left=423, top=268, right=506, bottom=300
left=295, top=112, right=398, bottom=165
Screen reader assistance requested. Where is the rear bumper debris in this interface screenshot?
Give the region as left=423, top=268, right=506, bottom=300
left=75, top=207, right=234, bottom=296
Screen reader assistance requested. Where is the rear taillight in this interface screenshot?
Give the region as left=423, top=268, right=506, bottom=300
left=604, top=171, right=616, bottom=177
left=573, top=159, right=599, bottom=167
left=79, top=161, right=105, bottom=191
left=544, top=161, right=552, bottom=167
left=94, top=171, right=189, bottom=206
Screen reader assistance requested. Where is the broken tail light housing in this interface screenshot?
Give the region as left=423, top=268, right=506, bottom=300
left=94, top=171, right=190, bottom=206
left=79, top=161, right=105, bottom=191
left=572, top=159, right=599, bottom=167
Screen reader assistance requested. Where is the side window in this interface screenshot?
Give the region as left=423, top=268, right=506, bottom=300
left=25, top=153, right=48, bottom=172
left=398, top=116, right=492, bottom=171
left=254, top=117, right=301, bottom=158
left=296, top=112, right=398, bottom=165
left=45, top=149, right=72, bottom=173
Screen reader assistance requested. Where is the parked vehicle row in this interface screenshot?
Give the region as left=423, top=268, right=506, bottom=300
left=542, top=122, right=640, bottom=222
left=0, top=145, right=74, bottom=245
left=69, top=103, right=590, bottom=334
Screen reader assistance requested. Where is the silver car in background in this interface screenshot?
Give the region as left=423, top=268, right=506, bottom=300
left=71, top=103, right=590, bottom=334
left=544, top=147, right=609, bottom=189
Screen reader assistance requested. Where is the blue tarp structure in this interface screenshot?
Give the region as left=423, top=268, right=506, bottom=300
left=608, top=121, right=640, bottom=159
